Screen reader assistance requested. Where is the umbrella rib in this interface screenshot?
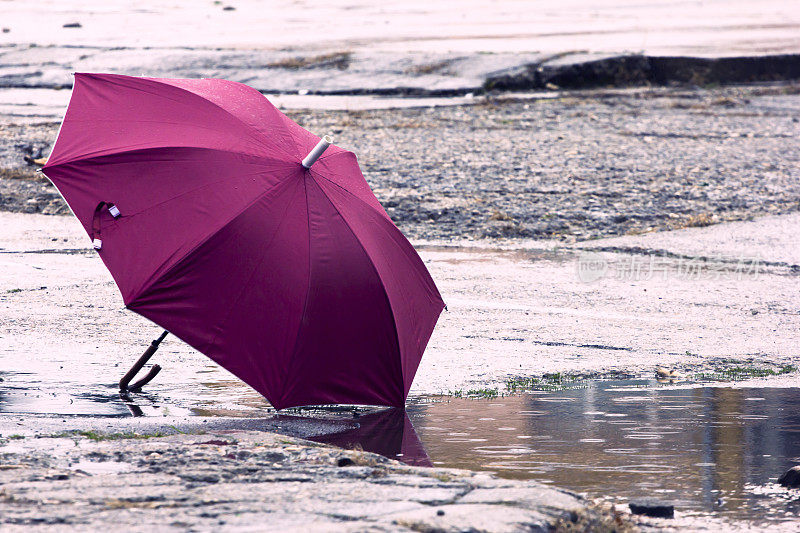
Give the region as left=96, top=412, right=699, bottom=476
left=45, top=144, right=294, bottom=171
left=310, top=170, right=441, bottom=300
left=303, top=174, right=405, bottom=402
left=159, top=86, right=298, bottom=162
left=277, top=174, right=314, bottom=408
left=309, top=169, right=392, bottom=223
left=112, top=167, right=294, bottom=222
left=314, top=146, right=346, bottom=164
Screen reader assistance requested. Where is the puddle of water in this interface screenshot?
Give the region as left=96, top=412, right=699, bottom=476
left=404, top=380, right=800, bottom=526
left=0, top=87, right=556, bottom=125
left=70, top=460, right=132, bottom=475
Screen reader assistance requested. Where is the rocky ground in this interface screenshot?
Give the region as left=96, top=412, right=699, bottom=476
left=0, top=430, right=631, bottom=532
left=2, top=84, right=799, bottom=242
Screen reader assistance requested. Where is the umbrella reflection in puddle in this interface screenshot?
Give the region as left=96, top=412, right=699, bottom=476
left=304, top=408, right=432, bottom=467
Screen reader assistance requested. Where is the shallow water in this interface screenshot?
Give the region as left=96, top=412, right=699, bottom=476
left=404, top=381, right=800, bottom=525
left=308, top=381, right=800, bottom=525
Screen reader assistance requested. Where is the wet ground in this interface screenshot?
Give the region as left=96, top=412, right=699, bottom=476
left=2, top=209, right=800, bottom=528
left=0, top=427, right=621, bottom=533
left=2, top=28, right=800, bottom=526
left=2, top=0, right=800, bottom=105
left=3, top=210, right=799, bottom=397
left=409, top=381, right=800, bottom=528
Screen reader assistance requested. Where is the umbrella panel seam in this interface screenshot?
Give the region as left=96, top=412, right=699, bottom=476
left=315, top=148, right=350, bottom=165
left=312, top=170, right=443, bottom=302
left=83, top=165, right=296, bottom=224
left=277, top=172, right=314, bottom=407
left=309, top=168, right=392, bottom=224
left=202, top=177, right=304, bottom=405
left=45, top=144, right=296, bottom=171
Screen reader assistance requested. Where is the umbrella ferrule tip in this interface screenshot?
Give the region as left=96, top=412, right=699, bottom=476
left=301, top=135, right=333, bottom=169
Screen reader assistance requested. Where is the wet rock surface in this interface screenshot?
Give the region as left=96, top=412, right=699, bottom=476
left=0, top=45, right=548, bottom=96
left=484, top=54, right=800, bottom=93
left=2, top=84, right=799, bottom=242
left=0, top=431, right=627, bottom=532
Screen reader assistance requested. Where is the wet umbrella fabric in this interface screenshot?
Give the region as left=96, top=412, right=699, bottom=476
left=42, top=73, right=445, bottom=409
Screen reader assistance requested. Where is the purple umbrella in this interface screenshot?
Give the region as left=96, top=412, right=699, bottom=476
left=42, top=73, right=445, bottom=409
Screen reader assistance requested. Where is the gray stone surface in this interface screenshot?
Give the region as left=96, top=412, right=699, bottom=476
left=0, top=45, right=550, bottom=95
left=2, top=0, right=799, bottom=60
left=3, top=0, right=800, bottom=98
left=0, top=430, right=622, bottom=532
left=575, top=212, right=800, bottom=267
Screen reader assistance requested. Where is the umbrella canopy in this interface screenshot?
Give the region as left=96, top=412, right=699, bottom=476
left=42, top=73, right=445, bottom=409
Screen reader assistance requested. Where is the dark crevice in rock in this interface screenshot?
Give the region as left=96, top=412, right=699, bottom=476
left=530, top=340, right=632, bottom=352
left=484, top=54, right=800, bottom=93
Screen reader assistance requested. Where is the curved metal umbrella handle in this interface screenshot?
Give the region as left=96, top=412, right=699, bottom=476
left=127, top=364, right=162, bottom=392
left=119, top=331, right=168, bottom=392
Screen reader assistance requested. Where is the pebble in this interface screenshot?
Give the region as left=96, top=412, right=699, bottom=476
left=778, top=465, right=800, bottom=488
left=629, top=498, right=675, bottom=518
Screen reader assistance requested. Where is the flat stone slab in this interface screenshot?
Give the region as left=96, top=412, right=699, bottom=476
left=0, top=45, right=549, bottom=95
left=0, top=430, right=621, bottom=531
left=575, top=212, right=800, bottom=268
left=2, top=0, right=799, bottom=97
